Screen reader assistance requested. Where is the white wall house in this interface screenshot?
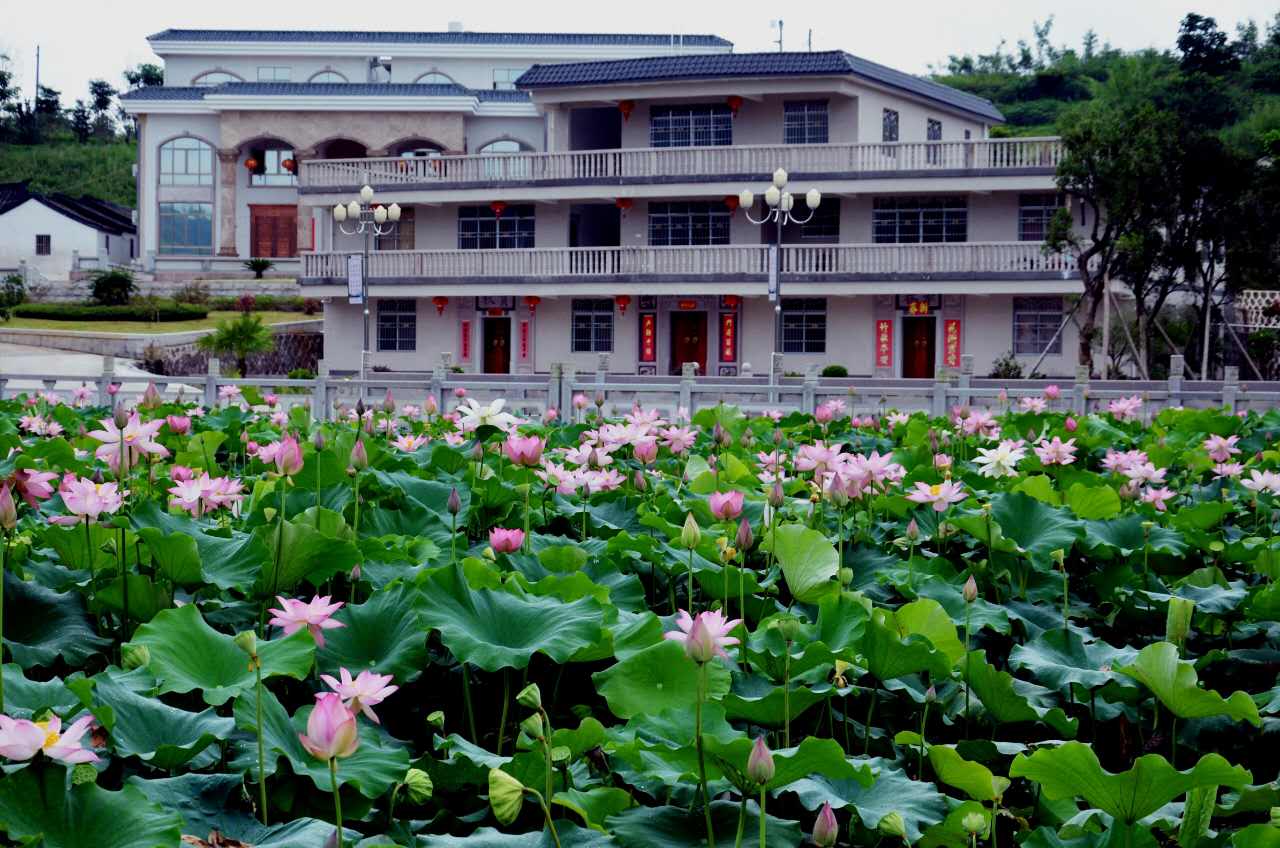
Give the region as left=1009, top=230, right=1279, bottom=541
left=0, top=183, right=136, bottom=279
left=121, top=27, right=1083, bottom=379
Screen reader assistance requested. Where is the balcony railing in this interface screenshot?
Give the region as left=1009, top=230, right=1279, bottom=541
left=301, top=241, right=1082, bottom=282
left=298, top=138, right=1063, bottom=192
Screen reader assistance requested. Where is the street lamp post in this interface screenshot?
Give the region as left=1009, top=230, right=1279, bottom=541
left=738, top=168, right=821, bottom=366
left=333, top=184, right=401, bottom=380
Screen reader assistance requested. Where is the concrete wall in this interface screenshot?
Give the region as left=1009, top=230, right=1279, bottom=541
left=964, top=293, right=1079, bottom=378
left=619, top=93, right=860, bottom=147
left=0, top=200, right=104, bottom=278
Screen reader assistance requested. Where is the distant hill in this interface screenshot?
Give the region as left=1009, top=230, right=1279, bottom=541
left=0, top=141, right=136, bottom=208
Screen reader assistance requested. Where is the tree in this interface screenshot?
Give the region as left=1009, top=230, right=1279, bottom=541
left=87, top=79, right=116, bottom=136
left=197, top=313, right=276, bottom=377
left=123, top=63, right=163, bottom=89
left=1177, top=13, right=1241, bottom=76
left=70, top=100, right=92, bottom=143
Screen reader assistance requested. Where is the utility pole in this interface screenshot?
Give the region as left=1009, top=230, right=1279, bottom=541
left=807, top=29, right=813, bottom=51
left=33, top=45, right=40, bottom=109
left=771, top=20, right=784, bottom=52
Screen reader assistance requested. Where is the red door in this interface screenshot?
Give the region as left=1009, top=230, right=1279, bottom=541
left=669, top=311, right=708, bottom=375
left=483, top=316, right=511, bottom=374
left=902, top=317, right=936, bottom=379
left=249, top=205, right=298, bottom=258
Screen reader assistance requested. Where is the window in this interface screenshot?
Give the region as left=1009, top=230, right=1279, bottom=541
left=882, top=108, right=900, bottom=142
left=492, top=68, right=528, bottom=90
left=457, top=205, right=535, bottom=249
left=650, top=104, right=733, bottom=148
left=158, top=202, right=213, bottom=255
left=159, top=137, right=213, bottom=186
left=35, top=234, right=51, bottom=255
left=369, top=59, right=392, bottom=83
left=799, top=199, right=840, bottom=241
left=376, top=299, right=416, bottom=351
left=375, top=207, right=415, bottom=251
left=309, top=70, right=348, bottom=83
left=571, top=298, right=614, bottom=353
left=927, top=118, right=943, bottom=164
left=781, top=298, right=826, bottom=353
left=415, top=72, right=456, bottom=85
left=249, top=149, right=297, bottom=186
left=256, top=66, right=291, bottom=82
left=648, top=201, right=731, bottom=246
left=192, top=71, right=240, bottom=86
left=477, top=139, right=532, bottom=179
left=1013, top=296, right=1063, bottom=355
left=872, top=196, right=968, bottom=243
left=783, top=100, right=829, bottom=144
left=1018, top=193, right=1063, bottom=241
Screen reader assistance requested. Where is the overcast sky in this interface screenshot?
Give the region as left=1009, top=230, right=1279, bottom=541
left=3, top=0, right=1277, bottom=102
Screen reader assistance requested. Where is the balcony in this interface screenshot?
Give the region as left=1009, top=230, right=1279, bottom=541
left=298, top=138, right=1063, bottom=194
left=301, top=241, right=1083, bottom=287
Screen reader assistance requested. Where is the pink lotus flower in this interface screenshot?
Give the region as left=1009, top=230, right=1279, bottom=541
left=268, top=595, right=345, bottom=648
left=1108, top=395, right=1143, bottom=421
left=660, top=426, right=697, bottom=454
left=218, top=385, right=242, bottom=402
left=165, top=415, right=191, bottom=435
left=1242, top=469, right=1280, bottom=496
left=1203, top=434, right=1241, bottom=463
left=1123, top=462, right=1167, bottom=487
left=905, top=480, right=967, bottom=512
left=392, top=434, right=428, bottom=452
left=71, top=384, right=94, bottom=406
left=542, top=407, right=559, bottom=424
left=814, top=403, right=835, bottom=424
left=454, top=387, right=468, bottom=399
left=1142, top=487, right=1176, bottom=512
left=747, top=735, right=775, bottom=785
left=1212, top=462, right=1244, bottom=479
left=320, top=668, right=399, bottom=724
left=299, top=693, right=360, bottom=761
left=1043, top=384, right=1062, bottom=400
left=664, top=609, right=741, bottom=663
left=489, top=527, right=525, bottom=553
left=1102, top=449, right=1148, bottom=474
left=1064, top=416, right=1078, bottom=432
left=272, top=435, right=305, bottom=476
left=503, top=434, right=544, bottom=467
left=12, top=469, right=56, bottom=507
left=0, top=713, right=98, bottom=763
left=52, top=477, right=124, bottom=525
left=572, top=393, right=589, bottom=411
left=633, top=438, right=658, bottom=464
left=1034, top=436, right=1078, bottom=466
left=812, top=802, right=839, bottom=847
left=0, top=485, right=15, bottom=529
left=88, top=412, right=169, bottom=473
left=709, top=490, right=744, bottom=521
left=1019, top=396, right=1048, bottom=414
left=424, top=395, right=439, bottom=416
left=933, top=453, right=953, bottom=471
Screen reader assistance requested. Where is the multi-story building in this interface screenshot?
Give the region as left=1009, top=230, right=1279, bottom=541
left=121, top=27, right=1084, bottom=379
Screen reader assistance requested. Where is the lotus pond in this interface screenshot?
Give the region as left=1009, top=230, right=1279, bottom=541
left=0, top=387, right=1278, bottom=848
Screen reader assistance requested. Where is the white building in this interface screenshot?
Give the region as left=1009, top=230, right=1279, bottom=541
left=121, top=28, right=1084, bottom=378
left=0, top=182, right=136, bottom=279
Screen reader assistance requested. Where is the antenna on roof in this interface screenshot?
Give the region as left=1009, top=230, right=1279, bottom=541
left=771, top=20, right=783, bottom=53
left=807, top=29, right=812, bottom=51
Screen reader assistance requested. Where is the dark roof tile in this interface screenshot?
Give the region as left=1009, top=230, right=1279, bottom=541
left=148, top=29, right=731, bottom=47
left=120, top=83, right=532, bottom=103
left=0, top=182, right=134, bottom=233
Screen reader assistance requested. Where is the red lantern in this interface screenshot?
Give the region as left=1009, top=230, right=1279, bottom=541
left=615, top=197, right=633, bottom=212
left=431, top=296, right=449, bottom=316
left=615, top=295, right=631, bottom=315
left=723, top=194, right=739, bottom=212
left=281, top=158, right=296, bottom=173
left=490, top=200, right=507, bottom=218
left=617, top=100, right=635, bottom=121
left=726, top=95, right=743, bottom=117
left=523, top=295, right=541, bottom=314
left=243, top=157, right=259, bottom=172
left=723, top=295, right=740, bottom=309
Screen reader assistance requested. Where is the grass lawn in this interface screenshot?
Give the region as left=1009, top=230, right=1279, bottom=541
left=2, top=311, right=310, bottom=334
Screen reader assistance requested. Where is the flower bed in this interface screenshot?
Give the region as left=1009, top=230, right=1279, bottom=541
left=0, top=385, right=1277, bottom=847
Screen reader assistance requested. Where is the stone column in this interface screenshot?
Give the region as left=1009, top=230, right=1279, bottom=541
left=216, top=149, right=240, bottom=257
left=293, top=147, right=317, bottom=254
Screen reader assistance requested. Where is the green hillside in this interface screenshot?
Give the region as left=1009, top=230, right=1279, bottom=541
left=0, top=141, right=137, bottom=207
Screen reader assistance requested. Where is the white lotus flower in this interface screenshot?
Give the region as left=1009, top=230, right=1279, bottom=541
left=456, top=398, right=519, bottom=433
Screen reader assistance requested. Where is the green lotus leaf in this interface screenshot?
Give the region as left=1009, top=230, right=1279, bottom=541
left=860, top=607, right=953, bottom=683
left=419, top=822, right=615, bottom=846
left=706, top=735, right=875, bottom=792
left=552, top=786, right=635, bottom=831
left=1115, top=641, right=1261, bottom=726
left=1007, top=629, right=1138, bottom=697
left=990, top=491, right=1083, bottom=562
left=964, top=649, right=1079, bottom=737
left=252, top=515, right=362, bottom=595
left=124, top=603, right=315, bottom=705
left=1065, top=483, right=1121, bottom=520
left=1083, top=515, right=1187, bottom=557
left=1232, top=825, right=1280, bottom=848
left=894, top=598, right=966, bottom=666
left=1, top=663, right=81, bottom=719
left=0, top=765, right=182, bottom=848
left=926, top=744, right=1011, bottom=802
left=316, top=581, right=427, bottom=682
left=782, top=759, right=948, bottom=843
left=130, top=500, right=264, bottom=589
left=1009, top=742, right=1251, bottom=824
left=606, top=800, right=803, bottom=848
left=2, top=570, right=110, bottom=668
left=593, top=639, right=731, bottom=719
left=918, top=801, right=993, bottom=848
left=764, top=523, right=840, bottom=603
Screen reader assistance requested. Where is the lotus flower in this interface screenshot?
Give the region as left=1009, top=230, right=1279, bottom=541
left=1034, top=436, right=1077, bottom=466
left=0, top=714, right=98, bottom=763
left=1141, top=486, right=1176, bottom=512
left=633, top=438, right=658, bottom=464
left=321, top=668, right=399, bottom=724
left=272, top=434, right=304, bottom=476
left=747, top=736, right=775, bottom=785
left=812, top=802, right=839, bottom=847
left=0, top=484, right=15, bottom=530
left=489, top=527, right=525, bottom=553
left=664, top=609, right=741, bottom=663
left=905, top=480, right=967, bottom=512
left=709, top=490, right=744, bottom=521
left=299, top=693, right=360, bottom=760
left=503, top=434, right=544, bottom=467
left=166, top=415, right=191, bottom=435
left=1242, top=469, right=1280, bottom=495
left=974, top=440, right=1026, bottom=478
left=88, top=411, right=169, bottom=473
left=1203, top=434, right=1241, bottom=463
left=51, top=477, right=124, bottom=525
left=268, top=595, right=345, bottom=648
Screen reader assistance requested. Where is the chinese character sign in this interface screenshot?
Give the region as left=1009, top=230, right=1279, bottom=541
left=639, top=313, right=657, bottom=363
left=519, top=320, right=530, bottom=362
left=460, top=320, right=471, bottom=362
left=720, top=313, right=737, bottom=362
left=906, top=299, right=930, bottom=316
left=876, top=320, right=893, bottom=369
left=943, top=319, right=962, bottom=368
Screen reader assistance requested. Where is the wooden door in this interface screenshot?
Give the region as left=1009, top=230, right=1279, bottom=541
left=902, top=317, right=936, bottom=379
left=668, top=311, right=707, bottom=375
left=249, top=205, right=298, bottom=258
left=483, top=316, right=511, bottom=374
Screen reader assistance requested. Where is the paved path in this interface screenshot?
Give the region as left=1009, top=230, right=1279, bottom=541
left=0, top=342, right=197, bottom=400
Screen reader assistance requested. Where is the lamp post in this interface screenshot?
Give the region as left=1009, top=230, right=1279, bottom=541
left=333, top=184, right=401, bottom=380
left=738, top=168, right=821, bottom=366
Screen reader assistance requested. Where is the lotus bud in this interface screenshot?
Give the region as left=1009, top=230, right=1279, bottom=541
left=403, top=767, right=434, bottom=804
left=736, top=517, right=754, bottom=551
left=516, top=683, right=543, bottom=711
left=0, top=484, right=16, bottom=530
left=427, top=710, right=445, bottom=729
left=906, top=518, right=920, bottom=542
left=350, top=438, right=369, bottom=470
left=878, top=811, right=907, bottom=839
left=383, top=388, right=395, bottom=414
left=740, top=430, right=754, bottom=448
left=121, top=643, right=151, bottom=670
left=232, top=630, right=257, bottom=658
left=1064, top=416, right=1078, bottom=432
left=812, top=802, right=839, bottom=847
left=1051, top=549, right=1065, bottom=570
left=447, top=487, right=461, bottom=515
left=313, top=429, right=326, bottom=451
left=1271, top=806, right=1280, bottom=828
left=963, top=575, right=979, bottom=603
left=113, top=403, right=129, bottom=428
left=839, top=566, right=853, bottom=586
left=488, top=768, right=526, bottom=825
left=769, top=480, right=784, bottom=508
left=926, top=684, right=937, bottom=703
left=681, top=513, right=701, bottom=549
left=425, top=394, right=439, bottom=416
left=773, top=428, right=783, bottom=446
left=594, top=391, right=605, bottom=409
left=71, top=763, right=99, bottom=785
left=519, top=713, right=546, bottom=741
left=92, top=469, right=106, bottom=485
left=633, top=469, right=647, bottom=491
left=141, top=381, right=161, bottom=409
left=777, top=615, right=802, bottom=643
left=746, top=736, right=775, bottom=785
left=355, top=399, right=366, bottom=418
left=1166, top=596, right=1195, bottom=648
left=962, top=811, right=987, bottom=835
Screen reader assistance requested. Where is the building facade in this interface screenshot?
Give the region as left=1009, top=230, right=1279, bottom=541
left=0, top=183, right=137, bottom=279
left=122, top=28, right=1085, bottom=379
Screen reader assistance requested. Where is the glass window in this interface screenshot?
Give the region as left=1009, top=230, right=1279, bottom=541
left=492, top=68, right=528, bottom=90
left=257, top=66, right=291, bottom=82
left=375, top=207, right=415, bottom=251
left=457, top=205, right=535, bottom=249
left=648, top=201, right=731, bottom=246
left=799, top=199, right=840, bottom=241
left=781, top=298, right=826, bottom=353
left=35, top=234, right=51, bottom=255
left=783, top=100, right=829, bottom=144
left=1013, top=296, right=1063, bottom=355
left=249, top=149, right=297, bottom=186
left=309, top=70, right=348, bottom=83
left=872, top=196, right=968, bottom=243
left=927, top=118, right=943, bottom=164
left=649, top=104, right=733, bottom=148
left=159, top=137, right=213, bottom=186
left=882, top=109, right=900, bottom=142
left=415, top=72, right=456, bottom=85
left=1018, top=193, right=1063, bottom=242
left=192, top=71, right=240, bottom=86
left=377, top=299, right=416, bottom=352
left=158, top=202, right=213, bottom=255
left=571, top=298, right=614, bottom=353
left=477, top=139, right=532, bottom=179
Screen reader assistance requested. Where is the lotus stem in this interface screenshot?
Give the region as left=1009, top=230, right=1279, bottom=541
left=734, top=793, right=747, bottom=848
left=255, top=656, right=267, bottom=825
left=783, top=643, right=791, bottom=748
left=523, top=485, right=531, bottom=552
left=496, top=668, right=510, bottom=756
left=695, top=662, right=716, bottom=848
left=450, top=510, right=458, bottom=565
left=759, top=786, right=767, bottom=848
left=119, top=524, right=129, bottom=645
left=863, top=689, right=876, bottom=755
left=687, top=546, right=696, bottom=612
left=0, top=530, right=6, bottom=713
left=461, top=662, right=478, bottom=742
left=329, top=757, right=343, bottom=848
left=918, top=698, right=930, bottom=776
left=964, top=606, right=972, bottom=739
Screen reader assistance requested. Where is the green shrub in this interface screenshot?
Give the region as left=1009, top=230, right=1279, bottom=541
left=89, top=269, right=137, bottom=305
left=197, top=312, right=275, bottom=377
left=0, top=273, right=26, bottom=321
left=209, top=294, right=308, bottom=312
left=988, top=350, right=1025, bottom=379
left=13, top=302, right=208, bottom=322
left=820, top=364, right=849, bottom=378
left=287, top=367, right=316, bottom=380
left=244, top=258, right=275, bottom=279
